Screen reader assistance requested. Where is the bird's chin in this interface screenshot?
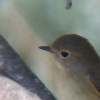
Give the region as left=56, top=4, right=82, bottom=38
left=55, top=61, right=66, bottom=70
left=55, top=61, right=71, bottom=72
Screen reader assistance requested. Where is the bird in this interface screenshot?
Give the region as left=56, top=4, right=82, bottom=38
left=39, top=34, right=100, bottom=100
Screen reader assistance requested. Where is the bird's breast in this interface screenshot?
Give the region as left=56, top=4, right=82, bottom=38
left=54, top=62, right=100, bottom=100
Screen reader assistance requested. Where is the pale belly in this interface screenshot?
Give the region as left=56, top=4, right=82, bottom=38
left=54, top=66, right=100, bottom=100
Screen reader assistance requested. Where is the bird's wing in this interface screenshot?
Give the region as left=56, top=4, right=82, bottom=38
left=88, top=68, right=100, bottom=93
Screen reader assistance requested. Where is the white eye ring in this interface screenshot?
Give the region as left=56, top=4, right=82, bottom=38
left=61, top=51, right=70, bottom=58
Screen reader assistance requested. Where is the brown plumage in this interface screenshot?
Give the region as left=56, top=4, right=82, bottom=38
left=39, top=34, right=100, bottom=100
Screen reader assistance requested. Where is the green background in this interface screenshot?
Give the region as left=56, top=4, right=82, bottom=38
left=0, top=0, right=100, bottom=99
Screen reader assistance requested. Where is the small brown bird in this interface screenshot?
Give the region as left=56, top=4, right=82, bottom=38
left=39, top=34, right=100, bottom=100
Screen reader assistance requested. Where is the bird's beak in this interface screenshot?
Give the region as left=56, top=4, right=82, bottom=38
left=39, top=46, right=52, bottom=52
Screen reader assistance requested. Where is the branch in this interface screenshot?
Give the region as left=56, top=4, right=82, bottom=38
left=0, top=76, right=41, bottom=100
left=0, top=35, right=56, bottom=100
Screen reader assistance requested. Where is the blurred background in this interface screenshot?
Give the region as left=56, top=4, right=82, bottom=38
left=0, top=0, right=100, bottom=99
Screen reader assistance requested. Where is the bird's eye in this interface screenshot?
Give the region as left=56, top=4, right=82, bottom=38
left=61, top=51, right=69, bottom=58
